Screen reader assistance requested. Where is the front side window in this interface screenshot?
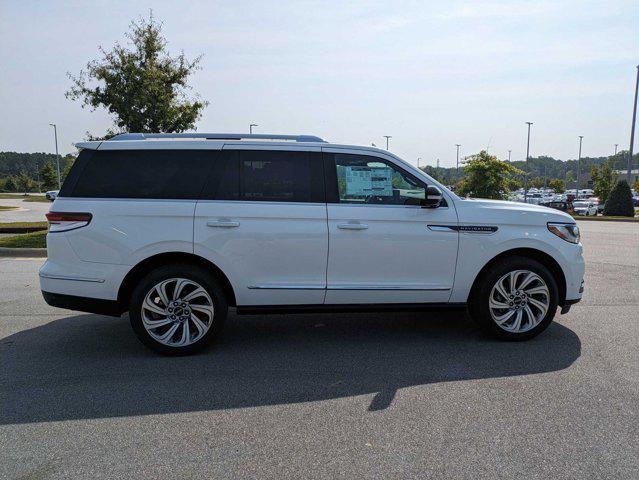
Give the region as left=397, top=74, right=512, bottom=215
left=331, top=154, right=425, bottom=206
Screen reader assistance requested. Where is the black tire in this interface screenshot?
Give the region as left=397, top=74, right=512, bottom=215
left=468, top=256, right=559, bottom=341
left=129, top=264, right=227, bottom=355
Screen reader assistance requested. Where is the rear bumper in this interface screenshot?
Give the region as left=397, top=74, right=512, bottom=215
left=42, top=291, right=122, bottom=317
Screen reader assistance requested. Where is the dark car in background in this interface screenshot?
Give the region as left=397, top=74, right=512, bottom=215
left=540, top=200, right=569, bottom=212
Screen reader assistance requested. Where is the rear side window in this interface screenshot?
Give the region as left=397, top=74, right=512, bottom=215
left=201, top=150, right=324, bottom=203
left=64, top=150, right=214, bottom=199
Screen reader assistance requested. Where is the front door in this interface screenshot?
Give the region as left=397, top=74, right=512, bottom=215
left=323, top=151, right=459, bottom=304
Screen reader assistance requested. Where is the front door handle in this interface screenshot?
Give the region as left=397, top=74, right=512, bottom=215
left=207, top=220, right=240, bottom=228
left=337, top=223, right=369, bottom=230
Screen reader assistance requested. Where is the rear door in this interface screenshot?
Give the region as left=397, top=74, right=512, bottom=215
left=323, top=150, right=459, bottom=304
left=194, top=146, right=328, bottom=306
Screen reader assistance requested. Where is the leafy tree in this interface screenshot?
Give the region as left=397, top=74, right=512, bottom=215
left=547, top=178, right=564, bottom=193
left=457, top=151, right=524, bottom=199
left=529, top=177, right=544, bottom=189
left=590, top=160, right=614, bottom=204
left=61, top=156, right=75, bottom=182
left=633, top=179, right=639, bottom=194
left=66, top=13, right=208, bottom=138
left=603, top=180, right=634, bottom=217
left=16, top=171, right=34, bottom=193
left=4, top=176, right=17, bottom=192
left=40, top=160, right=59, bottom=190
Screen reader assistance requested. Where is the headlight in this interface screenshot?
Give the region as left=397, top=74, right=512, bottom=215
left=547, top=222, right=580, bottom=244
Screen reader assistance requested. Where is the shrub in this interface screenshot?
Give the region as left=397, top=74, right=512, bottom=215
left=603, top=180, right=635, bottom=217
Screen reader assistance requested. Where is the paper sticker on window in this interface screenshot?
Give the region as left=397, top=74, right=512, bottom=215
left=345, top=166, right=392, bottom=197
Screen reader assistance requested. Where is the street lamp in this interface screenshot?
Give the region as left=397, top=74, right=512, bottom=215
left=383, top=135, right=392, bottom=150
left=508, top=150, right=512, bottom=162
left=249, top=124, right=258, bottom=134
left=417, top=157, right=421, bottom=169
left=455, top=144, right=461, bottom=174
left=48, top=123, right=62, bottom=189
left=524, top=122, right=533, bottom=202
left=577, top=136, right=584, bottom=194
left=628, top=65, right=639, bottom=184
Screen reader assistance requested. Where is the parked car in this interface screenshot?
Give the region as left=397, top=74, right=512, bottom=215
left=40, top=133, right=585, bottom=355
left=45, top=190, right=59, bottom=201
left=540, top=201, right=569, bottom=212
left=572, top=200, right=598, bottom=216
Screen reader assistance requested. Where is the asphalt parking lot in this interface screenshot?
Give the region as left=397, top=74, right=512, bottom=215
left=1, top=221, right=637, bottom=479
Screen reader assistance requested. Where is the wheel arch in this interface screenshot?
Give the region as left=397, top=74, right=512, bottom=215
left=117, top=252, right=237, bottom=311
left=469, top=248, right=567, bottom=306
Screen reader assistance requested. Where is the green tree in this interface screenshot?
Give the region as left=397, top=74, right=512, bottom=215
left=60, top=156, right=75, bottom=182
left=547, top=178, right=564, bottom=193
left=4, top=176, right=17, bottom=192
left=66, top=13, right=208, bottom=138
left=590, top=160, right=614, bottom=204
left=529, top=177, right=544, bottom=189
left=633, top=179, right=639, bottom=194
left=40, top=160, right=59, bottom=190
left=457, top=151, right=524, bottom=199
left=603, top=180, right=634, bottom=217
left=16, top=171, right=34, bottom=193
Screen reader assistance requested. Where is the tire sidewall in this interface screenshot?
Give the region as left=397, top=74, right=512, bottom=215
left=471, top=257, right=559, bottom=340
left=129, top=265, right=227, bottom=355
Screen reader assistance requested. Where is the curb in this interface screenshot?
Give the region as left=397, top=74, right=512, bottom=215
left=0, top=247, right=47, bottom=258
left=0, top=227, right=48, bottom=234
left=573, top=217, right=638, bottom=223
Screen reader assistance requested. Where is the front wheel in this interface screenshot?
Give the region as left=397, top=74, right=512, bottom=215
left=129, top=265, right=228, bottom=355
left=468, top=256, right=558, bottom=340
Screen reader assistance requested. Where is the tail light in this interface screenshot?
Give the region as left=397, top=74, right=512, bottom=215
left=46, top=212, right=93, bottom=232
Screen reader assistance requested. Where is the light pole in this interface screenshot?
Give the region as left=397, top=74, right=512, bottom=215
left=628, top=65, right=639, bottom=184
left=614, top=144, right=618, bottom=155
left=524, top=122, right=533, bottom=202
left=577, top=136, right=583, bottom=194
left=417, top=157, right=421, bottom=169
left=49, top=123, right=61, bottom=189
left=455, top=144, right=461, bottom=174
left=508, top=150, right=512, bottom=162
left=249, top=124, right=258, bottom=134
left=383, top=135, right=392, bottom=150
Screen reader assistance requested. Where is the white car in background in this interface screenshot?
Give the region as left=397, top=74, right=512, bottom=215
left=40, top=132, right=585, bottom=355
left=572, top=200, right=598, bottom=216
left=45, top=190, right=59, bottom=201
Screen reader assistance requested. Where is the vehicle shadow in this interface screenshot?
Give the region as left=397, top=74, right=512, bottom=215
left=1, top=310, right=581, bottom=424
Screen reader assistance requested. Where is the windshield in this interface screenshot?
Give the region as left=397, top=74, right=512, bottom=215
left=572, top=201, right=588, bottom=208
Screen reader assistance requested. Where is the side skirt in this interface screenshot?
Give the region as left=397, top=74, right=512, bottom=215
left=236, top=303, right=467, bottom=315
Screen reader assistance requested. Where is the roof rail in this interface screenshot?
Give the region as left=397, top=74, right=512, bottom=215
left=109, top=133, right=326, bottom=143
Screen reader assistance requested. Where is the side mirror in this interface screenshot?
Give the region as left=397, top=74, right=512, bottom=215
left=420, top=186, right=443, bottom=208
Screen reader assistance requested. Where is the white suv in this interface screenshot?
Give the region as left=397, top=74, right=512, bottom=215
left=40, top=133, right=585, bottom=354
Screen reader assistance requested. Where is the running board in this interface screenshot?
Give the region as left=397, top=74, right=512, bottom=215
left=236, top=303, right=467, bottom=315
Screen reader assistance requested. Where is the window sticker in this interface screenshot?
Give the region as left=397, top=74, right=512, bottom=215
left=344, top=166, right=393, bottom=197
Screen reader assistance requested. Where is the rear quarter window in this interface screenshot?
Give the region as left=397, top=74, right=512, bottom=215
left=66, top=150, right=215, bottom=199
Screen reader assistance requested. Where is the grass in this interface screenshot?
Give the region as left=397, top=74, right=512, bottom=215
left=0, top=205, right=19, bottom=211
left=0, top=221, right=48, bottom=229
left=0, top=230, right=47, bottom=248
left=0, top=193, right=50, bottom=203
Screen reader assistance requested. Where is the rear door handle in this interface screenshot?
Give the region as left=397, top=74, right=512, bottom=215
left=337, top=223, right=369, bottom=230
left=207, top=220, right=240, bottom=228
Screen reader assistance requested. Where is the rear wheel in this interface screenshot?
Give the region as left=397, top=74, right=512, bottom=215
left=468, top=256, right=558, bottom=340
left=129, top=264, right=227, bottom=355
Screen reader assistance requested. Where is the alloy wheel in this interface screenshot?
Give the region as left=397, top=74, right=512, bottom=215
left=141, top=278, right=214, bottom=347
left=488, top=270, right=550, bottom=333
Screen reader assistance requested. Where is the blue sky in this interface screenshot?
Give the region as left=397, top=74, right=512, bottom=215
left=1, top=0, right=638, bottom=167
